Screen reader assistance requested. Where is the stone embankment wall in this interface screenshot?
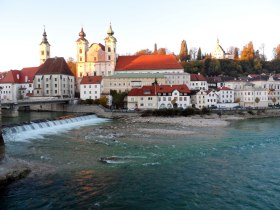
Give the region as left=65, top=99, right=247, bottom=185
left=28, top=104, right=140, bottom=119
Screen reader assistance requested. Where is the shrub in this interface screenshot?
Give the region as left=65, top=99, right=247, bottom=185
left=248, top=110, right=255, bottom=115
left=181, top=107, right=195, bottom=116
left=201, top=107, right=210, bottom=115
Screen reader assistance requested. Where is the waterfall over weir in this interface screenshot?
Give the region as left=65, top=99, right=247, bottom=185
left=2, top=115, right=109, bottom=142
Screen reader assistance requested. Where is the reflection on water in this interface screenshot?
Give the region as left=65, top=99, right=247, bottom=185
left=1, top=114, right=280, bottom=209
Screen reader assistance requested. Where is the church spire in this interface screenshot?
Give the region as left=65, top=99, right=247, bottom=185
left=107, top=23, right=114, bottom=36
left=40, top=26, right=50, bottom=45
left=79, top=27, right=86, bottom=39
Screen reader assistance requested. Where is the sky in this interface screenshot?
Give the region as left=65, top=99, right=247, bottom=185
left=0, top=0, right=279, bottom=71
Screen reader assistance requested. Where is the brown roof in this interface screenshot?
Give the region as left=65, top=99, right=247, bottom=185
left=128, top=84, right=190, bottom=96
left=80, top=76, right=102, bottom=84
left=115, top=55, right=183, bottom=71
left=36, top=57, right=74, bottom=76
left=190, top=74, right=207, bottom=81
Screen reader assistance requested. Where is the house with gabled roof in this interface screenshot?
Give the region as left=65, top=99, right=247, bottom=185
left=80, top=76, right=102, bottom=100
left=127, top=84, right=191, bottom=110
left=0, top=67, right=39, bottom=101
left=33, top=57, right=74, bottom=98
left=190, top=73, right=208, bottom=91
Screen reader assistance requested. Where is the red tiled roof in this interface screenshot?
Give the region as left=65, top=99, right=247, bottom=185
left=80, top=76, right=102, bottom=84
left=190, top=74, right=207, bottom=81
left=0, top=70, right=21, bottom=83
left=128, top=84, right=190, bottom=96
left=36, top=57, right=74, bottom=76
left=128, top=86, right=156, bottom=96
left=20, top=67, right=39, bottom=83
left=115, top=55, right=183, bottom=71
left=218, top=86, right=232, bottom=91
left=156, top=84, right=190, bottom=94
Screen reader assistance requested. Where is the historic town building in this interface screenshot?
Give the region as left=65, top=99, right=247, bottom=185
left=33, top=57, right=75, bottom=98
left=211, top=39, right=233, bottom=59
left=80, top=76, right=102, bottom=100
left=76, top=24, right=117, bottom=78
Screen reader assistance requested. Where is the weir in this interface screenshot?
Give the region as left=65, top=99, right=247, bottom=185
left=2, top=114, right=108, bottom=142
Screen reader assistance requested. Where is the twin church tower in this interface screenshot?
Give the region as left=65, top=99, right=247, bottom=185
left=39, top=24, right=117, bottom=78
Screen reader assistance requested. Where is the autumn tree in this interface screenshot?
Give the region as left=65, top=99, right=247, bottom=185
left=67, top=57, right=77, bottom=77
left=197, top=47, right=202, bottom=60
left=241, top=41, right=255, bottom=60
left=179, top=40, right=189, bottom=61
left=273, top=44, right=280, bottom=60
left=135, top=49, right=152, bottom=55
left=157, top=48, right=167, bottom=55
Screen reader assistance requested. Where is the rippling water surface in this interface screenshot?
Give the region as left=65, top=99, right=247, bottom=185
left=1, top=113, right=280, bottom=209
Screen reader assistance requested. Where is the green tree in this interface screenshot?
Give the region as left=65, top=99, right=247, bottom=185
left=179, top=40, right=189, bottom=61
left=197, top=47, right=202, bottom=60
left=110, top=90, right=128, bottom=109
left=209, top=59, right=221, bottom=76
left=255, top=97, right=260, bottom=107
left=272, top=97, right=277, bottom=105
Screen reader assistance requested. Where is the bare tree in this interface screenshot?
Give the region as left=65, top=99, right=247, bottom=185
left=189, top=47, right=198, bottom=60
left=259, top=43, right=266, bottom=61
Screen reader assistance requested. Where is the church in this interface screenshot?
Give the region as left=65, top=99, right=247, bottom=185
left=75, top=24, right=117, bottom=78
left=211, top=39, right=233, bottom=59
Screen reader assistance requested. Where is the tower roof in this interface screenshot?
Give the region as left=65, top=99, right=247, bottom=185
left=40, top=27, right=50, bottom=45
left=77, top=27, right=88, bottom=42
left=107, top=23, right=114, bottom=36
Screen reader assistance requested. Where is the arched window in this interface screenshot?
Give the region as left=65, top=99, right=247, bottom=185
left=108, top=47, right=111, bottom=52
left=79, top=49, right=82, bottom=53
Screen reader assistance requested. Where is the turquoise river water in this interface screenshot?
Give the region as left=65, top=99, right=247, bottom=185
left=1, top=112, right=280, bottom=209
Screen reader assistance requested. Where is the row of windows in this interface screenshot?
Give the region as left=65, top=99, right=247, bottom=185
left=83, top=85, right=99, bottom=88
left=83, top=91, right=98, bottom=94
left=159, top=97, right=188, bottom=102
left=38, top=78, right=73, bottom=82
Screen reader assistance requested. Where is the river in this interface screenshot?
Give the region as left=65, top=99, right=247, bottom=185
left=1, top=111, right=280, bottom=209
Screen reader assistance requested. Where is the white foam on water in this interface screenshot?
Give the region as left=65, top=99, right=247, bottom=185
left=3, top=115, right=110, bottom=142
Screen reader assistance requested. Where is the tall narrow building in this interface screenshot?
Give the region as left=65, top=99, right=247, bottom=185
left=39, top=27, right=51, bottom=64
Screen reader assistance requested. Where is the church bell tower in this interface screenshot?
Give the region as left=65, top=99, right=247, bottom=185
left=39, top=27, right=50, bottom=64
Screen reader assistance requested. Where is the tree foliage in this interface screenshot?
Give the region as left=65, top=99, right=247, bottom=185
left=67, top=57, right=77, bottom=77
left=273, top=44, right=280, bottom=60
left=110, top=90, right=127, bottom=109
left=240, top=41, right=255, bottom=60
left=197, top=47, right=202, bottom=60
left=135, top=49, right=152, bottom=55
left=179, top=40, right=189, bottom=61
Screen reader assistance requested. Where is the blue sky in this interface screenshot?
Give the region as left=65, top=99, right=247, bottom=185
left=0, top=0, right=279, bottom=71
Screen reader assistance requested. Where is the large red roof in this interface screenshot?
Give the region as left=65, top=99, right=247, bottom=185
left=190, top=74, right=207, bottom=81
left=128, top=84, right=190, bottom=96
left=36, top=57, right=74, bottom=76
left=80, top=76, right=102, bottom=84
left=115, top=55, right=183, bottom=71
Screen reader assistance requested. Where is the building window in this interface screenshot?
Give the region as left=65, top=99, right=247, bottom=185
left=55, top=78, right=57, bottom=81
left=80, top=72, right=82, bottom=77
left=41, top=51, right=44, bottom=55
left=108, top=47, right=111, bottom=52
left=46, top=90, right=49, bottom=94
left=47, top=51, right=50, bottom=56
left=55, top=84, right=57, bottom=88
left=80, top=57, right=82, bottom=61
left=55, top=90, right=57, bottom=94
left=79, top=49, right=82, bottom=53
left=108, top=55, right=111, bottom=60
left=46, top=84, right=49, bottom=88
